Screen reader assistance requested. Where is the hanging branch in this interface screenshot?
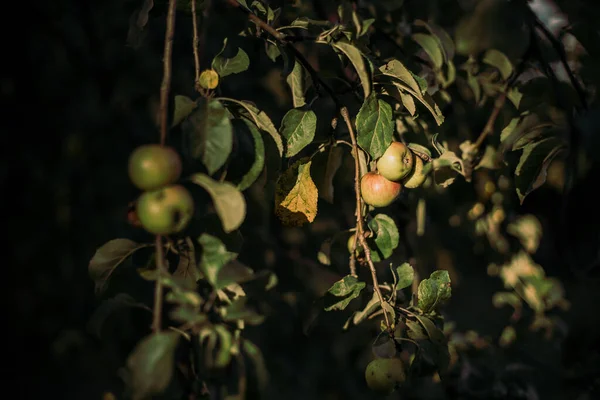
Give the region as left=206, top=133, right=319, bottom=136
left=191, top=0, right=201, bottom=87
left=224, top=0, right=393, bottom=334
left=153, top=0, right=178, bottom=334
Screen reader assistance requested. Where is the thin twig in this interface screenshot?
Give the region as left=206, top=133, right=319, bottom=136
left=159, top=0, right=178, bottom=145
left=473, top=91, right=507, bottom=150
left=153, top=0, right=178, bottom=333
left=341, top=107, right=393, bottom=335
left=152, top=235, right=167, bottom=332
left=225, top=0, right=393, bottom=334
left=533, top=17, right=587, bottom=109
left=191, top=0, right=201, bottom=87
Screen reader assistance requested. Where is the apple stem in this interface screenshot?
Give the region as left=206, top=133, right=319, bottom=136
left=341, top=106, right=394, bottom=336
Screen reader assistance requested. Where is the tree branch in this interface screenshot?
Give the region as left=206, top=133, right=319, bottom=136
left=225, top=0, right=393, bottom=334
left=154, top=0, right=178, bottom=333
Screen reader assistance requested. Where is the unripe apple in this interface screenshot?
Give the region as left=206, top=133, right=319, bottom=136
left=128, top=144, right=183, bottom=191
left=347, top=234, right=364, bottom=255
left=365, top=357, right=406, bottom=394
left=360, top=172, right=402, bottom=208
left=376, top=142, right=415, bottom=182
left=136, top=184, right=194, bottom=235
left=402, top=156, right=431, bottom=189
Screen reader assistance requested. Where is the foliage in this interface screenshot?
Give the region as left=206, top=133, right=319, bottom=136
left=76, top=0, right=600, bottom=399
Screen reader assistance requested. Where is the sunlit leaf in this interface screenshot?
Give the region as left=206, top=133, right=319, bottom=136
left=222, top=297, right=265, bottom=325
left=324, top=275, right=366, bottom=311
left=483, top=49, right=513, bottom=81
left=274, top=158, right=318, bottom=226
left=417, top=270, right=451, bottom=314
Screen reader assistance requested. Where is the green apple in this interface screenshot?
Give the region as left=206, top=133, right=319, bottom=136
left=128, top=144, right=182, bottom=191
left=360, top=172, right=402, bottom=208
left=402, top=156, right=431, bottom=189
left=136, top=184, right=194, bottom=235
left=376, top=142, right=415, bottom=182
left=365, top=357, right=406, bottom=394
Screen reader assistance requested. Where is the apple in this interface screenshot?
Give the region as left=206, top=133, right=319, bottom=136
left=136, top=184, right=194, bottom=235
left=360, top=172, right=402, bottom=208
left=402, top=156, right=431, bottom=189
left=376, top=142, right=415, bottom=182
left=347, top=233, right=364, bottom=255
left=128, top=144, right=182, bottom=191
left=365, top=357, right=406, bottom=394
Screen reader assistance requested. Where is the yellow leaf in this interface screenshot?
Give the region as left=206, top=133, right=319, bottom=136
left=275, top=158, right=318, bottom=226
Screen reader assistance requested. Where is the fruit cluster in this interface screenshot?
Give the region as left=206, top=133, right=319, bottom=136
left=128, top=144, right=194, bottom=235
left=360, top=142, right=431, bottom=208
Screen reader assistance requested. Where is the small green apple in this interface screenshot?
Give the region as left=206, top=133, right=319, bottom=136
left=136, top=184, right=194, bottom=235
left=402, top=156, right=431, bottom=189
left=360, top=172, right=402, bottom=208
left=365, top=357, right=406, bottom=394
left=376, top=142, right=415, bottom=182
left=128, top=144, right=182, bottom=191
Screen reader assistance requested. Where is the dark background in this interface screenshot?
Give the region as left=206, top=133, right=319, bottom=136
left=7, top=0, right=600, bottom=399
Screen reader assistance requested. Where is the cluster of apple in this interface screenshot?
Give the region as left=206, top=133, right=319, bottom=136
left=128, top=144, right=194, bottom=235
left=360, top=141, right=431, bottom=208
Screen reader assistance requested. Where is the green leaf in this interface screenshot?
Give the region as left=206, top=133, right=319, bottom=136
left=499, top=325, right=517, bottom=347
left=417, top=270, right=452, bottom=314
left=414, top=19, right=455, bottom=60
left=332, top=41, right=371, bottom=99
left=378, top=59, right=421, bottom=94
left=415, top=315, right=445, bottom=344
left=265, top=41, right=281, bottom=62
left=324, top=275, right=366, bottom=311
left=222, top=297, right=265, bottom=325
left=514, top=137, right=566, bottom=204
left=212, top=38, right=250, bottom=77
left=237, top=119, right=265, bottom=191
left=173, top=237, right=201, bottom=283
left=359, top=18, right=375, bottom=37
left=280, top=107, right=317, bottom=158
left=286, top=60, right=312, bottom=108
left=212, top=259, right=254, bottom=290
left=126, top=332, right=180, bottom=400
left=190, top=173, right=247, bottom=232
left=213, top=325, right=234, bottom=368
left=412, top=33, right=444, bottom=69
left=88, top=239, right=148, bottom=294
left=356, top=93, right=394, bottom=159
left=405, top=319, right=428, bottom=340
left=367, top=213, right=400, bottom=261
left=219, top=98, right=284, bottom=157
left=243, top=340, right=269, bottom=393
left=483, top=49, right=513, bottom=81
left=198, top=233, right=238, bottom=287
left=396, top=263, right=414, bottom=290
left=172, top=95, right=197, bottom=127
left=492, top=291, right=522, bottom=310
left=348, top=292, right=380, bottom=327
left=182, top=99, right=233, bottom=175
